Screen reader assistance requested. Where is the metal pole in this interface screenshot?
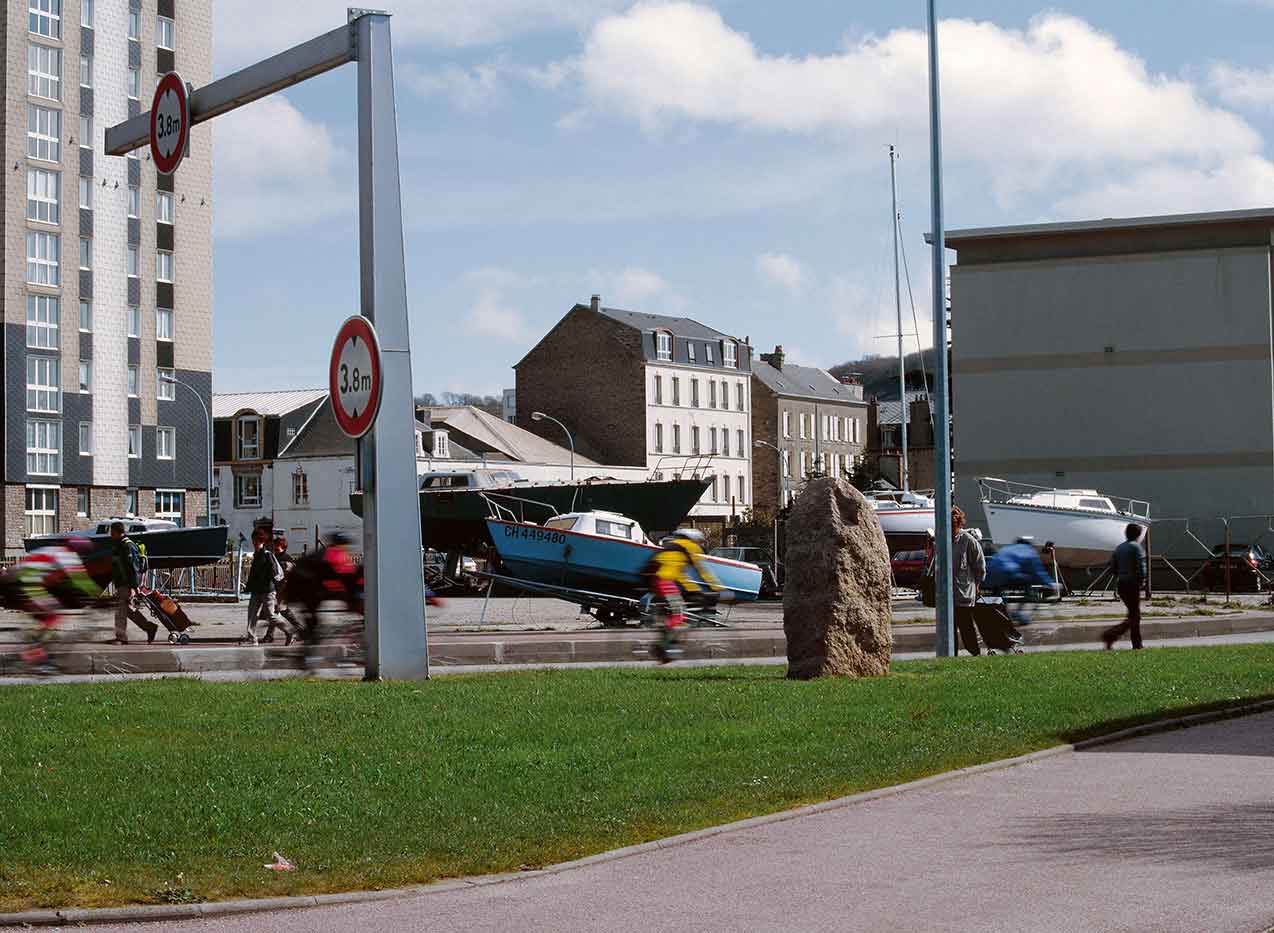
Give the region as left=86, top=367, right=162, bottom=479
left=357, top=11, right=429, bottom=680
left=927, top=0, right=955, bottom=657
left=1225, top=519, right=1232, bottom=603
left=891, top=145, right=909, bottom=492
left=162, top=374, right=211, bottom=528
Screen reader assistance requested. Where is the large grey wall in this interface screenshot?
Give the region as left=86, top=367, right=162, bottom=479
left=952, top=245, right=1273, bottom=527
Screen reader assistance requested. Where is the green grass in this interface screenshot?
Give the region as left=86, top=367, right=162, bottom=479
left=3, top=645, right=1274, bottom=911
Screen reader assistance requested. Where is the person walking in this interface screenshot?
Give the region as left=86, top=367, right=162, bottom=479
left=244, top=528, right=287, bottom=646
left=1102, top=524, right=1147, bottom=650
left=263, top=536, right=297, bottom=644
left=110, top=522, right=156, bottom=645
left=951, top=505, right=987, bottom=656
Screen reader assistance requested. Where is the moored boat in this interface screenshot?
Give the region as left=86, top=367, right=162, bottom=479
left=25, top=517, right=229, bottom=579
left=863, top=486, right=937, bottom=537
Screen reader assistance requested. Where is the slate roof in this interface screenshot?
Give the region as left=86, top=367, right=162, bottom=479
left=753, top=361, right=865, bottom=404
left=425, top=406, right=600, bottom=466
left=596, top=305, right=753, bottom=373
left=212, top=388, right=328, bottom=419
left=876, top=390, right=932, bottom=425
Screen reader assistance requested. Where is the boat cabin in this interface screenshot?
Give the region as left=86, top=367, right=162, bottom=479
left=92, top=517, right=181, bottom=535
left=420, top=469, right=525, bottom=490
left=542, top=511, right=649, bottom=544
left=1007, top=490, right=1118, bottom=514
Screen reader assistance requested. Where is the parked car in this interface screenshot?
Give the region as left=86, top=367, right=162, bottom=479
left=891, top=550, right=927, bottom=588
left=1199, top=543, right=1271, bottom=593
left=710, top=546, right=781, bottom=597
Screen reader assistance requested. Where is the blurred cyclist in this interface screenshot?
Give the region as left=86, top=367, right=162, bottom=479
left=287, top=533, right=363, bottom=664
left=645, top=528, right=725, bottom=663
left=6, top=538, right=100, bottom=674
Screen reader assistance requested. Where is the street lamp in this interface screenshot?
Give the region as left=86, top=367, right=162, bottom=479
left=754, top=439, right=788, bottom=582
left=159, top=373, right=212, bottom=527
left=531, top=411, right=574, bottom=482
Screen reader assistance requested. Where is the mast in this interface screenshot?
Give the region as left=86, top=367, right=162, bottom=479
left=890, top=145, right=909, bottom=491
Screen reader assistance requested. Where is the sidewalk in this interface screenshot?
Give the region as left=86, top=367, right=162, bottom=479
left=71, top=709, right=1274, bottom=932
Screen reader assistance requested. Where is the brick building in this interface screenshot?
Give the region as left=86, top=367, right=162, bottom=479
left=4, top=0, right=213, bottom=553
left=866, top=392, right=936, bottom=491
left=515, top=295, right=753, bottom=523
left=750, top=345, right=867, bottom=514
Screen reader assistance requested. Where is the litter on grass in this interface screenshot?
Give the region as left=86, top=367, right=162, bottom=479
left=265, top=852, right=295, bottom=872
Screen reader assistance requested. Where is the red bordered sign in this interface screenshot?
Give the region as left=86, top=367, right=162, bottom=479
left=329, top=316, right=384, bottom=438
left=150, top=71, right=190, bottom=175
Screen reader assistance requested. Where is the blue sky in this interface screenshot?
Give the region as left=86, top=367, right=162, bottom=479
left=209, top=1, right=1274, bottom=396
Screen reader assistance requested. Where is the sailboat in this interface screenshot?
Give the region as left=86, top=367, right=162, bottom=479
left=866, top=146, right=937, bottom=540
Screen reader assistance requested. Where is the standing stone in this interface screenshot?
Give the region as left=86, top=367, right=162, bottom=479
left=783, top=477, right=893, bottom=679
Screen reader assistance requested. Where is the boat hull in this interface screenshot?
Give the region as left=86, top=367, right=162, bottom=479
left=872, top=506, right=936, bottom=537
left=24, top=524, right=230, bottom=585
left=486, top=519, right=762, bottom=600
left=983, top=503, right=1149, bottom=570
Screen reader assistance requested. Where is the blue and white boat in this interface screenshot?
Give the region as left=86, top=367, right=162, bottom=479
left=485, top=510, right=763, bottom=601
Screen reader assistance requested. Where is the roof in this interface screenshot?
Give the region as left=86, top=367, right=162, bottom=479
left=597, top=307, right=734, bottom=343
left=596, top=305, right=753, bottom=373
left=753, top=360, right=865, bottom=404
left=426, top=406, right=600, bottom=466
left=876, top=391, right=931, bottom=426
left=934, top=206, right=1274, bottom=246
left=213, top=388, right=328, bottom=419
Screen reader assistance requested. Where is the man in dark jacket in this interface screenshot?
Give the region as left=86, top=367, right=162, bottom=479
left=1102, top=524, right=1148, bottom=650
left=244, top=528, right=288, bottom=646
left=110, top=522, right=156, bottom=644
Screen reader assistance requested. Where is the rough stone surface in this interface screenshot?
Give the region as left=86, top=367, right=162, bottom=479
left=783, top=477, right=892, bottom=679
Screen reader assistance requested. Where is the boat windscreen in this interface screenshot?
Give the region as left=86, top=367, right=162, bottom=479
left=544, top=517, right=577, bottom=531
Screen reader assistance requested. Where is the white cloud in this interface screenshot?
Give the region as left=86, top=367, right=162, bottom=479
left=614, top=266, right=670, bottom=301
left=403, top=58, right=572, bottom=110
left=466, top=289, right=533, bottom=342
left=1209, top=62, right=1274, bottom=109
left=1055, top=154, right=1274, bottom=218
left=756, top=252, right=807, bottom=293
left=214, top=96, right=350, bottom=239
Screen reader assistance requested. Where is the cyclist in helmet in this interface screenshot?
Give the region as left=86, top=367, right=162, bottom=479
left=6, top=537, right=100, bottom=674
left=645, top=528, right=724, bottom=663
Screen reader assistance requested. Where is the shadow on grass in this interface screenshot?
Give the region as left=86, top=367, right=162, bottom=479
left=1057, top=695, right=1274, bottom=751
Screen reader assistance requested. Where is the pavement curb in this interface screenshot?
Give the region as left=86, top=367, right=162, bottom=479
left=4, top=697, right=1274, bottom=928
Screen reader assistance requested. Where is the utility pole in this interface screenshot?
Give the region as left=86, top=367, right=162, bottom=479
left=890, top=145, right=909, bottom=492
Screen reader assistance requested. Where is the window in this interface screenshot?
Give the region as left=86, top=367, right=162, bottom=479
left=710, top=427, right=718, bottom=454
left=721, top=381, right=728, bottom=409
left=723, top=475, right=731, bottom=503
left=706, top=344, right=714, bottom=365
left=671, top=377, right=680, bottom=406
left=156, top=491, right=183, bottom=523
left=292, top=471, right=308, bottom=506
left=156, top=250, right=173, bottom=282
left=737, top=382, right=744, bottom=411
left=27, top=168, right=60, bottom=224
left=738, top=475, right=746, bottom=503
left=127, top=365, right=139, bottom=397
left=799, top=413, right=807, bottom=439
left=236, top=416, right=261, bottom=459
left=157, top=15, right=174, bottom=49
left=28, top=105, right=60, bottom=161
left=127, top=245, right=139, bottom=278
left=799, top=450, right=807, bottom=477
left=26, top=421, right=61, bottom=476
left=81, top=0, right=92, bottom=27
left=30, top=0, right=61, bottom=38
left=235, top=472, right=262, bottom=508
left=157, top=427, right=175, bottom=460
left=691, top=379, right=700, bottom=408
left=78, top=237, right=91, bottom=270
left=26, top=295, right=59, bottom=349
left=78, top=176, right=92, bottom=210
left=782, top=411, right=791, bottom=438
left=127, top=66, right=139, bottom=100
left=28, top=43, right=61, bottom=100
left=782, top=449, right=790, bottom=477
left=156, top=308, right=173, bottom=341
left=707, top=381, right=714, bottom=408
left=687, top=343, right=696, bottom=362
left=672, top=424, right=681, bottom=454
left=710, top=475, right=718, bottom=502
left=127, top=425, right=140, bottom=458
left=691, top=426, right=701, bottom=455
left=127, top=305, right=140, bottom=337
left=79, top=53, right=92, bottom=88
left=595, top=519, right=633, bottom=539
left=26, top=231, right=60, bottom=285
left=25, top=487, right=58, bottom=536
left=722, top=429, right=730, bottom=457
left=654, top=422, right=663, bottom=453
left=127, top=9, right=140, bottom=39
left=78, top=359, right=90, bottom=393
left=78, top=114, right=91, bottom=150
left=157, top=368, right=175, bottom=400
left=125, top=488, right=136, bottom=515
left=26, top=356, right=60, bottom=412
left=656, top=331, right=672, bottom=361
left=431, top=430, right=449, bottom=458
left=156, top=190, right=173, bottom=223
left=737, top=430, right=744, bottom=457
left=76, top=486, right=90, bottom=517
left=78, top=421, right=91, bottom=456
left=210, top=471, right=220, bottom=512
left=79, top=300, right=90, bottom=332
left=654, top=375, right=662, bottom=405
left=128, top=185, right=139, bottom=218
left=724, top=341, right=738, bottom=369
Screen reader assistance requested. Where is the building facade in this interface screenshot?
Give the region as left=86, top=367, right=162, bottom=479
left=515, top=296, right=753, bottom=524
left=750, top=345, right=867, bottom=514
left=4, top=0, right=213, bottom=553
left=865, top=391, right=935, bottom=491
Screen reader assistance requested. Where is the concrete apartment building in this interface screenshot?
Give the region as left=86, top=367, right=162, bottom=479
left=750, top=345, right=866, bottom=514
left=947, top=207, right=1274, bottom=530
left=4, top=0, right=213, bottom=553
left=515, top=296, right=753, bottom=525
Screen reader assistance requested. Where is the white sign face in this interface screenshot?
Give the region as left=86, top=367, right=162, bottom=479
left=334, top=333, right=376, bottom=422
left=153, top=85, right=185, bottom=164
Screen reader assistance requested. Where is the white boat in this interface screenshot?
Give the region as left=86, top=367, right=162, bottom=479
left=864, top=487, right=936, bottom=537
left=978, top=478, right=1151, bottom=570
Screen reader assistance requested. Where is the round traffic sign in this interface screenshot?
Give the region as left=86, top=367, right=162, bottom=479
left=150, top=72, right=190, bottom=175
left=329, top=316, right=383, bottom=438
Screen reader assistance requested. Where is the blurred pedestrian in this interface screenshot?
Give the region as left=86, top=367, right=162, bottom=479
left=263, top=536, right=297, bottom=644
left=1102, top=524, right=1147, bottom=650
left=951, top=505, right=987, bottom=656
left=110, top=522, right=156, bottom=644
left=244, top=528, right=288, bottom=646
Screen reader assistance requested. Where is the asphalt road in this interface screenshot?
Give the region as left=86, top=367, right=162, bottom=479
left=76, top=710, right=1274, bottom=933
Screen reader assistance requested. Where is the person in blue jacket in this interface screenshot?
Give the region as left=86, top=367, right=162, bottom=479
left=984, top=537, right=1058, bottom=625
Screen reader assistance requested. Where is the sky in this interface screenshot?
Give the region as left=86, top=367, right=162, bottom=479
left=208, top=0, right=1274, bottom=396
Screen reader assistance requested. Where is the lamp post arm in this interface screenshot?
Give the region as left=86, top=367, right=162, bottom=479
left=161, top=375, right=212, bottom=526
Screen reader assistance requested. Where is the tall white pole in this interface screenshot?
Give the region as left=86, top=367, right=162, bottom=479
left=927, top=0, right=955, bottom=657
left=890, top=145, right=909, bottom=492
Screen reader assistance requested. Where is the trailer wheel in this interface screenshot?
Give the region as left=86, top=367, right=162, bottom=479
left=178, top=633, right=191, bottom=644
left=594, top=608, right=625, bottom=628
left=168, top=632, right=179, bottom=644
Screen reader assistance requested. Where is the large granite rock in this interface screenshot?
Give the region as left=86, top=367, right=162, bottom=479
left=783, top=477, right=893, bottom=679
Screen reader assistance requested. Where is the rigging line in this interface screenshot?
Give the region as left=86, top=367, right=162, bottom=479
left=896, top=206, right=935, bottom=429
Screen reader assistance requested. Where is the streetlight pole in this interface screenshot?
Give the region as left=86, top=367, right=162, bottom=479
left=531, top=411, right=575, bottom=482
left=159, top=373, right=212, bottom=527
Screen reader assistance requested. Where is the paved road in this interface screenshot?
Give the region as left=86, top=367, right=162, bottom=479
left=81, top=711, right=1274, bottom=933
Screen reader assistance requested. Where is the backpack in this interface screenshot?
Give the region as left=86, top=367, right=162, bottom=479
left=269, top=552, right=285, bottom=584
left=129, top=540, right=148, bottom=582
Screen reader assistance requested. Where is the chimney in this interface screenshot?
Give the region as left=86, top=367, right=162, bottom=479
left=590, top=294, right=601, bottom=312
left=759, top=344, right=785, bottom=371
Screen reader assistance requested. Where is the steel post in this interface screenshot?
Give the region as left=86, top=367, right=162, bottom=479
left=926, top=0, right=955, bottom=657
left=356, top=11, right=428, bottom=679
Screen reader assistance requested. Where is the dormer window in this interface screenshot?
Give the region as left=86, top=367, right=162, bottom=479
left=433, top=429, right=450, bottom=458
left=723, top=341, right=738, bottom=369
left=235, top=414, right=260, bottom=460
left=687, top=342, right=696, bottom=362
left=656, top=331, right=672, bottom=361
left=706, top=343, right=714, bottom=364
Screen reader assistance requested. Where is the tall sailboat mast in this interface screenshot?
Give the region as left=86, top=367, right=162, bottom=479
left=890, top=145, right=909, bottom=492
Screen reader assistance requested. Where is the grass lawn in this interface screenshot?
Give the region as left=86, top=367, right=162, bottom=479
left=2, top=645, right=1274, bottom=912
